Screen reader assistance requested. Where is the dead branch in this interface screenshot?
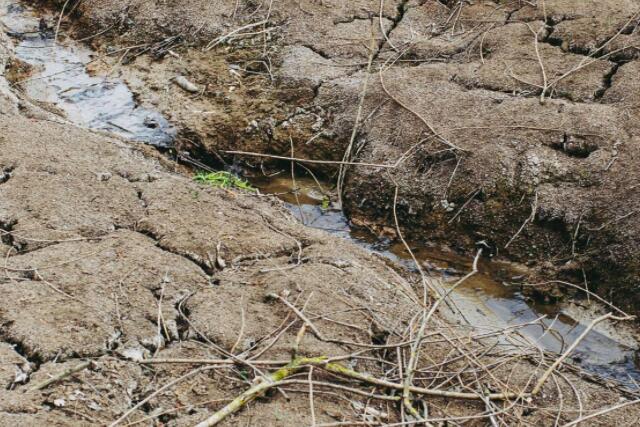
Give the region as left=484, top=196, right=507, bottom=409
left=28, top=360, right=93, bottom=392
left=531, top=312, right=632, bottom=395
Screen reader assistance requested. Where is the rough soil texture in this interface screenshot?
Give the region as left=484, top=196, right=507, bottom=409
left=43, top=0, right=640, bottom=313
left=2, top=2, right=640, bottom=424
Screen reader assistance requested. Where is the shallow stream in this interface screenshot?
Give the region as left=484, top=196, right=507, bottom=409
left=2, top=0, right=639, bottom=389
left=252, top=175, right=640, bottom=387
left=0, top=0, right=175, bottom=146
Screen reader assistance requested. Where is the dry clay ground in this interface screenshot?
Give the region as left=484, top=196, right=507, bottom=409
left=46, top=0, right=640, bottom=313
left=0, top=1, right=640, bottom=426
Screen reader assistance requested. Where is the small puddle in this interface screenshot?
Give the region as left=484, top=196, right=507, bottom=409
left=0, top=0, right=175, bottom=147
left=251, top=172, right=640, bottom=387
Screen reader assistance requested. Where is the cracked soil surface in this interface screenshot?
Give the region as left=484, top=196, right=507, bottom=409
left=1, top=0, right=640, bottom=425
left=37, top=0, right=640, bottom=313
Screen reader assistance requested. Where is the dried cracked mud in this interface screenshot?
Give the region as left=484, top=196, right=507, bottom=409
left=38, top=0, right=640, bottom=314
left=1, top=0, right=640, bottom=425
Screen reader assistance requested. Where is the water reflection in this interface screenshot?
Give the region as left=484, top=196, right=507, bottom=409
left=252, top=173, right=640, bottom=386
left=1, top=1, right=175, bottom=146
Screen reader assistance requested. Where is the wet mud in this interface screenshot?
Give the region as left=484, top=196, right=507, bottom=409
left=254, top=173, right=640, bottom=385
left=1, top=0, right=175, bottom=146
left=2, top=1, right=640, bottom=425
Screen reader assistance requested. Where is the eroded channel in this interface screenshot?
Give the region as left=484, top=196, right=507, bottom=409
left=0, top=0, right=175, bottom=146
left=252, top=174, right=640, bottom=387
left=2, top=0, right=639, bottom=390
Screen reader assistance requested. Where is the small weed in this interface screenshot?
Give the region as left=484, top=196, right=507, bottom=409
left=321, top=195, right=330, bottom=210
left=194, top=171, right=256, bottom=192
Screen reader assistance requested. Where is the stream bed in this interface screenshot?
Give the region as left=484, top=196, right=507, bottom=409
left=0, top=0, right=175, bottom=146
left=2, top=0, right=640, bottom=390
left=253, top=175, right=640, bottom=387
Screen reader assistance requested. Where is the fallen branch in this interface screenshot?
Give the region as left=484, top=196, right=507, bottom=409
left=194, top=357, right=326, bottom=427
left=138, top=358, right=288, bottom=366
left=194, top=356, right=525, bottom=426
left=28, top=360, right=93, bottom=392
left=531, top=312, right=632, bottom=395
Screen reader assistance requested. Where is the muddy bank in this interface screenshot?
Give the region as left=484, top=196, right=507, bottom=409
left=3, top=1, right=640, bottom=424
left=38, top=0, right=640, bottom=314
left=0, top=35, right=414, bottom=423
left=3, top=29, right=636, bottom=427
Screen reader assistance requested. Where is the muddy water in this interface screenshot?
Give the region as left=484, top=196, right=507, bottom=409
left=0, top=1, right=175, bottom=146
left=252, top=174, right=640, bottom=386
left=2, top=0, right=639, bottom=389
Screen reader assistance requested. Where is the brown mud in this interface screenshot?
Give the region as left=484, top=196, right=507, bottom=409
left=33, top=0, right=640, bottom=316
left=2, top=0, right=640, bottom=425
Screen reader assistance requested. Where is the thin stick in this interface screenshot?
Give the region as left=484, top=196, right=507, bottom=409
left=391, top=183, right=439, bottom=303
left=28, top=360, right=92, bottom=392
left=337, top=32, right=376, bottom=206
left=204, top=20, right=268, bottom=51
left=380, top=0, right=397, bottom=51
left=531, top=313, right=630, bottom=395
left=230, top=306, right=246, bottom=354
left=137, top=358, right=288, bottom=365
left=279, top=379, right=400, bottom=401
left=505, top=191, right=538, bottom=249
left=379, top=59, right=463, bottom=152
left=309, top=367, right=317, bottom=426
left=561, top=398, right=640, bottom=427
left=520, top=280, right=631, bottom=318
left=54, top=0, right=72, bottom=45
left=268, top=293, right=324, bottom=340
left=290, top=137, right=307, bottom=225
left=223, top=150, right=396, bottom=168
left=402, top=249, right=483, bottom=417
left=315, top=358, right=523, bottom=400
left=526, top=23, right=548, bottom=103
left=109, top=366, right=213, bottom=427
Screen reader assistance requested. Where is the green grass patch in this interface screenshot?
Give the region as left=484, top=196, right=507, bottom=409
left=194, top=171, right=256, bottom=192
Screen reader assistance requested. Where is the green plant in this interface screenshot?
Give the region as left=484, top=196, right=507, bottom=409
left=321, top=195, right=330, bottom=210
left=194, top=171, right=256, bottom=192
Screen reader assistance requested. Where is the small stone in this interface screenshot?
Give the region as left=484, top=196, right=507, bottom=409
left=96, top=172, right=112, bottom=182
left=174, top=75, right=200, bottom=93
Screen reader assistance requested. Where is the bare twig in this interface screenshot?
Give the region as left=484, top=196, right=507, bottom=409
left=505, top=191, right=538, bottom=249
left=54, top=0, right=72, bottom=45
left=223, top=150, right=397, bottom=168
left=337, top=31, right=376, bottom=206
left=561, top=398, right=640, bottom=427
left=110, top=367, right=214, bottom=427
left=204, top=20, right=268, bottom=51
left=28, top=361, right=93, bottom=392
left=531, top=313, right=631, bottom=395
left=526, top=23, right=548, bottom=103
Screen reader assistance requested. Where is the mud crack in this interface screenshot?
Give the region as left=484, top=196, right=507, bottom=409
left=595, top=62, right=622, bottom=100
left=370, top=0, right=410, bottom=65
left=301, top=44, right=331, bottom=60
left=0, top=218, right=21, bottom=252
left=115, top=224, right=214, bottom=276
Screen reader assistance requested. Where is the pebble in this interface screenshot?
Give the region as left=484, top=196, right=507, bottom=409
left=174, top=75, right=200, bottom=93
